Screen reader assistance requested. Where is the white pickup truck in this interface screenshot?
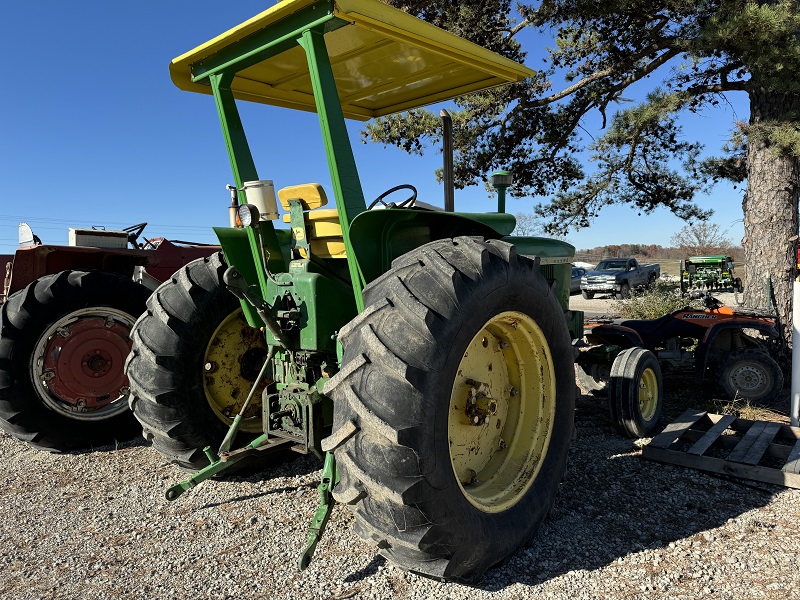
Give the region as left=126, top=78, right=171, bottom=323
left=580, top=257, right=660, bottom=299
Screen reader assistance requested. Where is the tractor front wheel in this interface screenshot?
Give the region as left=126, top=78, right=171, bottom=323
left=608, top=347, right=663, bottom=438
left=125, top=253, right=269, bottom=470
left=0, top=271, right=149, bottom=451
left=323, top=237, right=575, bottom=583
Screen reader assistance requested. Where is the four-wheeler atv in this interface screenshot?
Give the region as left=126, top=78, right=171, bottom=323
left=576, top=291, right=783, bottom=438
left=124, top=0, right=583, bottom=584
left=0, top=222, right=231, bottom=452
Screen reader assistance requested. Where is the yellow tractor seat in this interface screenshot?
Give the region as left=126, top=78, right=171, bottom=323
left=278, top=183, right=328, bottom=211
left=278, top=185, right=345, bottom=259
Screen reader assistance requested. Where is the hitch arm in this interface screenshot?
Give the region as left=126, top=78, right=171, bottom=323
left=298, top=451, right=338, bottom=570
left=164, top=434, right=293, bottom=501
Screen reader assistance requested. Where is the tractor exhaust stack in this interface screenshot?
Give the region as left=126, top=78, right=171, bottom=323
left=441, top=109, right=454, bottom=212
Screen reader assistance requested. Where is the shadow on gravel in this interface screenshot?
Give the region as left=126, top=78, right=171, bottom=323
left=66, top=435, right=150, bottom=456
left=199, top=481, right=318, bottom=510
left=476, top=385, right=781, bottom=591
left=344, top=555, right=387, bottom=583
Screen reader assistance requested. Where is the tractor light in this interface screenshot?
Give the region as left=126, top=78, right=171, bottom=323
left=237, top=203, right=261, bottom=228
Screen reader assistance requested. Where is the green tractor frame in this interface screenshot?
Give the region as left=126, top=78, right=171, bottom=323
left=126, top=0, right=583, bottom=583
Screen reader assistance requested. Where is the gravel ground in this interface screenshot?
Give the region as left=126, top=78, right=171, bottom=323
left=2, top=378, right=799, bottom=600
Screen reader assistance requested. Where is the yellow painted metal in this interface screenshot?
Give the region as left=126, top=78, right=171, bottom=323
left=638, top=367, right=659, bottom=421
left=282, top=204, right=346, bottom=258
left=278, top=183, right=329, bottom=211
left=283, top=209, right=343, bottom=237
left=310, top=238, right=347, bottom=258
left=170, top=0, right=535, bottom=121
left=448, top=311, right=556, bottom=513
left=203, top=309, right=269, bottom=433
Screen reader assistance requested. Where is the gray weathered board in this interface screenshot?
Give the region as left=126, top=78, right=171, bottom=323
left=642, top=409, right=800, bottom=489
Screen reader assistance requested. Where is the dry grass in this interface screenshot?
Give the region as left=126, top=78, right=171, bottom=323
left=713, top=395, right=790, bottom=424
left=613, top=280, right=698, bottom=320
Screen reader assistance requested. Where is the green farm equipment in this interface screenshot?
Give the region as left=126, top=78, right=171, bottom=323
left=681, top=255, right=743, bottom=293
left=126, top=0, right=582, bottom=583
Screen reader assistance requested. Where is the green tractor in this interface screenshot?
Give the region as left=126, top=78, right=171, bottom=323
left=126, top=0, right=583, bottom=583
left=680, top=255, right=744, bottom=293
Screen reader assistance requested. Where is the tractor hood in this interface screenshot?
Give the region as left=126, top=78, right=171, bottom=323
left=170, top=0, right=535, bottom=120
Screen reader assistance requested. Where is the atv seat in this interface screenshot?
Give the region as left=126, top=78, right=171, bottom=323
left=618, top=312, right=679, bottom=348
left=278, top=184, right=346, bottom=259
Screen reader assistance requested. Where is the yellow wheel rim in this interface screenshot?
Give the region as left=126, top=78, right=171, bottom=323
left=202, top=309, right=268, bottom=433
left=638, top=367, right=658, bottom=421
left=448, top=311, right=556, bottom=513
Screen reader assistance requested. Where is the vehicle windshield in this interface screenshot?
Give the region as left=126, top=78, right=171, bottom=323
left=596, top=260, right=628, bottom=271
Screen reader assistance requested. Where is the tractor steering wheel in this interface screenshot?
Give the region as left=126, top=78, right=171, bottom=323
left=368, top=184, right=417, bottom=210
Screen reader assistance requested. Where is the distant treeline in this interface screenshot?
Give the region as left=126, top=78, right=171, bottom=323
left=575, top=243, right=744, bottom=263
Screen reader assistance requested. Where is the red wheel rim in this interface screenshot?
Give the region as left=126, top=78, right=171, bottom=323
left=32, top=308, right=136, bottom=421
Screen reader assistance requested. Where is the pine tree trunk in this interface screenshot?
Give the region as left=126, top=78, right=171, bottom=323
left=742, top=89, right=800, bottom=345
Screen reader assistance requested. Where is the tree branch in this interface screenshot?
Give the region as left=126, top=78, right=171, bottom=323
left=530, top=41, right=679, bottom=107
left=687, top=81, right=748, bottom=94
left=506, top=18, right=530, bottom=38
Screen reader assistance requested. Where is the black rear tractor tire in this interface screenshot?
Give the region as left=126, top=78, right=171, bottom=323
left=323, top=237, right=575, bottom=583
left=575, top=362, right=610, bottom=396
left=0, top=270, right=149, bottom=451
left=615, top=283, right=631, bottom=300
left=125, top=253, right=269, bottom=470
left=734, top=278, right=744, bottom=294
left=718, top=349, right=783, bottom=404
left=608, top=347, right=663, bottom=438
left=581, top=290, right=594, bottom=300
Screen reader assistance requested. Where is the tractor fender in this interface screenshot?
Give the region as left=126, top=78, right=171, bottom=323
left=694, top=321, right=780, bottom=381
left=349, top=209, right=516, bottom=285
left=4, top=245, right=152, bottom=297
left=139, top=238, right=222, bottom=283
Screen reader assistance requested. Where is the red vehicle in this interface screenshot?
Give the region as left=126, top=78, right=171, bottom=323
left=0, top=223, right=220, bottom=451
left=577, top=292, right=783, bottom=438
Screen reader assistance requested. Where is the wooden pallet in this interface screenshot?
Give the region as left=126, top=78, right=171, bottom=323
left=642, top=409, right=800, bottom=489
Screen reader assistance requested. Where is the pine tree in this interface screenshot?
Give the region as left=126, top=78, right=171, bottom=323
left=367, top=1, right=800, bottom=340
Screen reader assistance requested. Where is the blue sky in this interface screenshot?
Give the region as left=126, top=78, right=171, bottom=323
left=0, top=1, right=749, bottom=256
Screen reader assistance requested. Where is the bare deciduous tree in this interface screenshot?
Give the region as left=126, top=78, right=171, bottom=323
left=669, top=222, right=733, bottom=256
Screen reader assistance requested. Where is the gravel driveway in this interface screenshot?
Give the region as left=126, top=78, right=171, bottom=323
left=2, top=375, right=798, bottom=599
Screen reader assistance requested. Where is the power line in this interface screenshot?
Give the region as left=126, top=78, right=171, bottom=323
left=0, top=215, right=221, bottom=232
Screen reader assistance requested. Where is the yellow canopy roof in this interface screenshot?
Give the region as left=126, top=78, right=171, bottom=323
left=170, top=0, right=535, bottom=121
